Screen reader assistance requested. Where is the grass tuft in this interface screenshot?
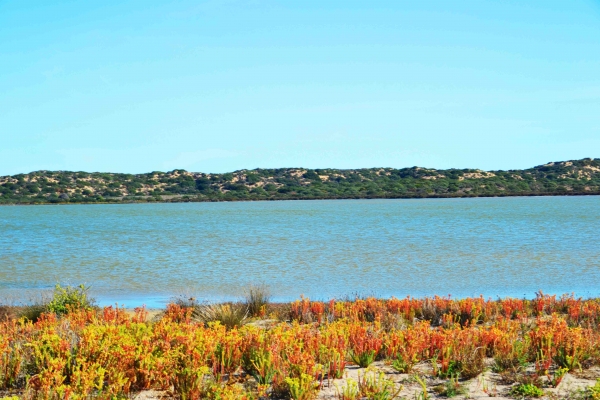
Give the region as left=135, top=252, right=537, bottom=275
left=192, top=302, right=248, bottom=329
left=244, top=283, right=271, bottom=318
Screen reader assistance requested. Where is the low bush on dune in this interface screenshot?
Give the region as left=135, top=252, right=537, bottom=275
left=46, top=283, right=95, bottom=315
left=16, top=283, right=95, bottom=322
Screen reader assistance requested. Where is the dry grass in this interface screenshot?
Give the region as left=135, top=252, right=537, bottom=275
left=192, top=302, right=249, bottom=329
left=244, top=284, right=271, bottom=317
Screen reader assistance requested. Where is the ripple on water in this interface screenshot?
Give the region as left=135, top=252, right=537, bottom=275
left=0, top=197, right=599, bottom=307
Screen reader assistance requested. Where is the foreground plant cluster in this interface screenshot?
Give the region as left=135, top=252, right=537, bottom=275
left=2, top=290, right=600, bottom=399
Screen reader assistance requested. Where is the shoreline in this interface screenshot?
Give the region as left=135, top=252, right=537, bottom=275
left=5, top=288, right=600, bottom=310
left=2, top=190, right=600, bottom=206
left=6, top=291, right=600, bottom=311
left=5, top=292, right=600, bottom=309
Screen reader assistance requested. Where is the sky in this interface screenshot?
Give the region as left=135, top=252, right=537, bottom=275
left=1, top=0, right=599, bottom=175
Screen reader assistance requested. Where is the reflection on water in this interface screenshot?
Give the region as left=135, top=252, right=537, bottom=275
left=0, top=197, right=599, bottom=307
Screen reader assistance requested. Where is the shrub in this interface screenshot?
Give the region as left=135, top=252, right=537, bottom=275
left=336, top=378, right=359, bottom=400
left=391, top=354, right=411, bottom=373
left=582, top=379, right=600, bottom=400
left=319, top=346, right=346, bottom=379
left=549, top=367, right=568, bottom=388
left=17, top=303, right=47, bottom=322
left=247, top=349, right=276, bottom=385
left=46, top=284, right=95, bottom=315
left=350, top=349, right=377, bottom=369
left=554, top=345, right=583, bottom=372
left=285, top=373, right=320, bottom=400
left=172, top=365, right=211, bottom=400
left=510, top=383, right=545, bottom=398
left=455, top=345, right=486, bottom=379
left=356, top=369, right=402, bottom=400
left=432, top=376, right=467, bottom=398
left=492, top=338, right=529, bottom=373
left=432, top=347, right=461, bottom=379
left=348, top=325, right=382, bottom=368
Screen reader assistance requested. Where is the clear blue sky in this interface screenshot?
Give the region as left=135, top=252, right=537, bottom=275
left=1, top=1, right=599, bottom=175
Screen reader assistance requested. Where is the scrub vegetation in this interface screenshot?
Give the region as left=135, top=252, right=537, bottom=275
left=1, top=158, right=599, bottom=204
left=2, top=288, right=600, bottom=399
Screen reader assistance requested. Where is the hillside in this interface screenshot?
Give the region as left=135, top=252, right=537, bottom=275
left=1, top=158, right=599, bottom=204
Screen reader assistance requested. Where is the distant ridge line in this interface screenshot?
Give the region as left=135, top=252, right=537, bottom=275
left=1, top=158, right=599, bottom=204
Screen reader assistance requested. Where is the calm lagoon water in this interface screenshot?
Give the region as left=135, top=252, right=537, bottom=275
left=1, top=197, right=599, bottom=307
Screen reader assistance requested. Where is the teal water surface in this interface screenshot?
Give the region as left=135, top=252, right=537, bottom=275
left=1, top=197, right=598, bottom=307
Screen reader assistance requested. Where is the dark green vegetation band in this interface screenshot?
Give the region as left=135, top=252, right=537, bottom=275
left=1, top=158, right=599, bottom=204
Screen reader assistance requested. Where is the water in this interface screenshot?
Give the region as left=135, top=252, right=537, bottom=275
left=0, top=197, right=599, bottom=307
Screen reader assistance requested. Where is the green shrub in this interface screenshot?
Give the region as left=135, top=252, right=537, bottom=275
left=432, top=376, right=467, bottom=398
left=510, top=383, right=544, bottom=398
left=583, top=379, right=600, bottom=400
left=391, top=354, right=411, bottom=373
left=553, top=346, right=583, bottom=372
left=46, top=284, right=95, bottom=316
left=492, top=339, right=529, bottom=373
left=356, top=369, right=403, bottom=400
left=285, top=373, right=320, bottom=400
left=349, top=349, right=377, bottom=368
